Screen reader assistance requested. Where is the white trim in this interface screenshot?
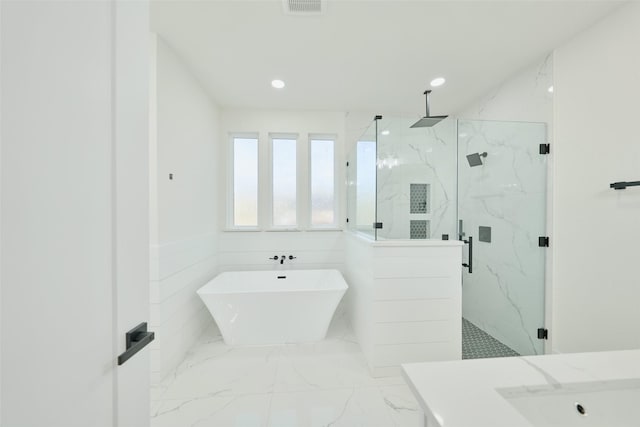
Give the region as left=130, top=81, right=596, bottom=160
left=308, top=133, right=336, bottom=141
left=227, top=132, right=259, bottom=229
left=298, top=133, right=310, bottom=230
left=268, top=132, right=299, bottom=140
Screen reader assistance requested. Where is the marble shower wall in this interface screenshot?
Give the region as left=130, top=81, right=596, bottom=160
left=376, top=117, right=457, bottom=240
left=458, top=120, right=547, bottom=356
left=460, top=54, right=554, bottom=126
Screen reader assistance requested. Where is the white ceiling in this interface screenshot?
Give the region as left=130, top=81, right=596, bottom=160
left=151, top=0, right=622, bottom=116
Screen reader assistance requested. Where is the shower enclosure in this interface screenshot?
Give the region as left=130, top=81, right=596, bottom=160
left=347, top=116, right=548, bottom=356
left=346, top=115, right=457, bottom=240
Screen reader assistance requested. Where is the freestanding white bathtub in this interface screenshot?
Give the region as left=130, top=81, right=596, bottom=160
left=197, top=269, right=348, bottom=346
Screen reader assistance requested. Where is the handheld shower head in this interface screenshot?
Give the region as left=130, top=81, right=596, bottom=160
left=466, top=152, right=488, bottom=167
left=410, top=90, right=448, bottom=128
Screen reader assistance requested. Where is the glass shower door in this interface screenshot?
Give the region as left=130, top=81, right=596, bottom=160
left=458, top=119, right=547, bottom=356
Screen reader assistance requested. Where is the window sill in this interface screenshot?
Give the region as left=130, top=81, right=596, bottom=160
left=223, top=228, right=344, bottom=233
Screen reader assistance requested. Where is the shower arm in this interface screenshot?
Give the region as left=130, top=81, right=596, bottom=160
left=424, top=90, right=432, bottom=117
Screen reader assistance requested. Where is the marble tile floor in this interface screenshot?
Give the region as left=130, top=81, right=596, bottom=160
left=150, top=313, right=421, bottom=427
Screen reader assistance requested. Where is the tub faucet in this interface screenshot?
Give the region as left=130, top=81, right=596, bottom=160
left=281, top=255, right=286, bottom=265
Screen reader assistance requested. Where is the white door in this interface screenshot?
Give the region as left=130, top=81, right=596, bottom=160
left=1, top=1, right=150, bottom=426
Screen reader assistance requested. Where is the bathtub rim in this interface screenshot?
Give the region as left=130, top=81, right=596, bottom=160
left=197, top=268, right=348, bottom=295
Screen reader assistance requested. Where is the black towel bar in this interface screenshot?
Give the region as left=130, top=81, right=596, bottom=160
left=610, top=181, right=640, bottom=190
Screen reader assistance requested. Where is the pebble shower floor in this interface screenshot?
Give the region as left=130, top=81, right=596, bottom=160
left=462, top=318, right=519, bottom=359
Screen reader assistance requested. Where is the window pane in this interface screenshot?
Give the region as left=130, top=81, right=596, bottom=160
left=272, top=138, right=297, bottom=227
left=310, top=139, right=335, bottom=226
left=356, top=140, right=376, bottom=232
left=233, top=137, right=258, bottom=226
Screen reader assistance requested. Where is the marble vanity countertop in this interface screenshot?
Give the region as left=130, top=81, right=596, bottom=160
left=402, top=349, right=640, bottom=427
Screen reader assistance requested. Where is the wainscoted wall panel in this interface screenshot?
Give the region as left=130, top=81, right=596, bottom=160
left=150, top=307, right=211, bottom=384
left=151, top=236, right=217, bottom=282
left=373, top=342, right=455, bottom=367
left=374, top=321, right=452, bottom=345
left=149, top=235, right=218, bottom=384
left=345, top=233, right=462, bottom=377
left=217, top=231, right=345, bottom=273
left=372, top=255, right=458, bottom=279
left=374, top=277, right=452, bottom=300
left=149, top=254, right=216, bottom=306
left=217, top=250, right=343, bottom=269
left=373, top=299, right=454, bottom=323
left=343, top=234, right=375, bottom=365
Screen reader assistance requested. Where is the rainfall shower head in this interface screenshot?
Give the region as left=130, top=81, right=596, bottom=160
left=411, top=116, right=449, bottom=128
left=466, top=152, right=488, bottom=167
left=410, top=90, right=448, bottom=128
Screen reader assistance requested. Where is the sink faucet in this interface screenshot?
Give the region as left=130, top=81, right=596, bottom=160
left=280, top=255, right=286, bottom=265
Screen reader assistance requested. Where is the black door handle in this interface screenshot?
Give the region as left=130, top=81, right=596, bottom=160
left=117, top=322, right=155, bottom=366
left=462, top=236, right=473, bottom=274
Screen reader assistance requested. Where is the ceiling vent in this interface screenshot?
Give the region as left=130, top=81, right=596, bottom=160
left=283, top=0, right=325, bottom=15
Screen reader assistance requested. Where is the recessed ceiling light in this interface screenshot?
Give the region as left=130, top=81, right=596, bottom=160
left=548, top=86, right=554, bottom=93
left=381, top=130, right=390, bottom=136
left=430, top=77, right=446, bottom=87
left=271, top=79, right=285, bottom=89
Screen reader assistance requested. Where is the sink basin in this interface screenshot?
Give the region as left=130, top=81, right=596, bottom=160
left=497, top=378, right=640, bottom=427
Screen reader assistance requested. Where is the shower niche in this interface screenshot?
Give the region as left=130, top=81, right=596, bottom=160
left=409, top=183, right=430, bottom=214
left=409, top=183, right=430, bottom=239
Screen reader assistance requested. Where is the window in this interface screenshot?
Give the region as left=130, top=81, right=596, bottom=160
left=310, top=138, right=336, bottom=227
left=271, top=136, right=297, bottom=227
left=356, top=140, right=376, bottom=231
left=232, top=136, right=258, bottom=227
left=228, top=131, right=340, bottom=231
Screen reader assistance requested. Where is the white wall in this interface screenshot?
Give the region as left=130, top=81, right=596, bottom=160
left=551, top=2, right=640, bottom=353
left=149, top=35, right=220, bottom=384
left=218, top=109, right=347, bottom=274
